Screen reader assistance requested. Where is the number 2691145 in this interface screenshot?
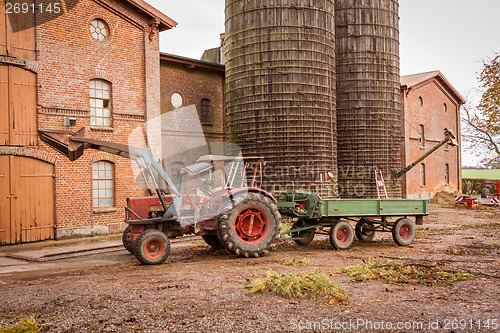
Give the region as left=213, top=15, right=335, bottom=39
left=6, top=2, right=61, bottom=14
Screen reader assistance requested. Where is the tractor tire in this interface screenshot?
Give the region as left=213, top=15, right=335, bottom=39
left=122, top=226, right=134, bottom=254
left=355, top=220, right=375, bottom=242
left=392, top=218, right=415, bottom=246
left=134, top=230, right=170, bottom=265
left=202, top=235, right=224, bottom=250
left=481, top=188, right=489, bottom=198
left=217, top=193, right=281, bottom=258
left=291, top=219, right=315, bottom=246
left=329, top=221, right=354, bottom=250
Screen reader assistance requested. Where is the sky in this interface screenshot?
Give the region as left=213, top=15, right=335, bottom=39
left=146, top=0, right=500, bottom=166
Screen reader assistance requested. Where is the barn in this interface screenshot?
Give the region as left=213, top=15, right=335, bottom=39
left=0, top=0, right=175, bottom=244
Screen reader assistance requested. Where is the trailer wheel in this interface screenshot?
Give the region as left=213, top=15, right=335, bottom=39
left=329, top=221, right=354, bottom=250
left=217, top=193, right=281, bottom=258
left=355, top=221, right=375, bottom=242
left=202, top=235, right=224, bottom=250
left=481, top=188, right=489, bottom=198
left=392, top=218, right=415, bottom=246
left=122, top=226, right=134, bottom=254
left=291, top=219, right=315, bottom=246
left=134, top=230, right=170, bottom=265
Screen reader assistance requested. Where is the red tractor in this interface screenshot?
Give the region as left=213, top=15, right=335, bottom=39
left=39, top=128, right=281, bottom=264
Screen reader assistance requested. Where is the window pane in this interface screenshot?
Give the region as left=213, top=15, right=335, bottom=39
left=101, top=198, right=113, bottom=207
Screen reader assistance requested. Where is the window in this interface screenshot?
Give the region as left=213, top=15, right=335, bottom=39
left=201, top=99, right=211, bottom=123
left=90, top=19, right=109, bottom=41
left=90, top=79, right=111, bottom=127
left=419, top=124, right=425, bottom=148
left=418, top=96, right=423, bottom=107
left=443, top=103, right=447, bottom=112
left=445, top=164, right=450, bottom=185
left=171, top=93, right=183, bottom=108
left=420, top=164, right=426, bottom=187
left=92, top=161, right=114, bottom=207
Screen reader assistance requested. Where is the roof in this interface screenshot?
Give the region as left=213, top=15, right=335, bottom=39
left=401, top=70, right=466, bottom=104
left=160, top=52, right=225, bottom=72
left=122, top=0, right=177, bottom=31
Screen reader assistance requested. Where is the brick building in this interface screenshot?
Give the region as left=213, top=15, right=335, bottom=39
left=401, top=71, right=465, bottom=199
left=159, top=53, right=225, bottom=173
left=0, top=0, right=176, bottom=244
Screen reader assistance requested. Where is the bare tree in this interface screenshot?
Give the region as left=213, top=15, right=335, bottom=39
left=462, top=53, right=500, bottom=167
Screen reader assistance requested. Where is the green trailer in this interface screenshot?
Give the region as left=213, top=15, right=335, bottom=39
left=276, top=190, right=428, bottom=249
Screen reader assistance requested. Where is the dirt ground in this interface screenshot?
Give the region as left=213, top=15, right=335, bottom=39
left=0, top=204, right=499, bottom=332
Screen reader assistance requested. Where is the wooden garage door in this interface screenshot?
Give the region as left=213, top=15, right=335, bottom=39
left=0, top=64, right=37, bottom=146
left=0, top=0, right=36, bottom=59
left=0, top=156, right=55, bottom=245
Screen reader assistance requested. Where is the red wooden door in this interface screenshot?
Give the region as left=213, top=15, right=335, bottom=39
left=0, top=64, right=37, bottom=146
left=0, top=156, right=55, bottom=245
left=0, top=155, right=9, bottom=244
left=4, top=0, right=35, bottom=59
left=0, top=64, right=8, bottom=145
left=0, top=0, right=6, bottom=55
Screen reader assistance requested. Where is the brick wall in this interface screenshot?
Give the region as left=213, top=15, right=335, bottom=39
left=402, top=79, right=462, bottom=199
left=159, top=58, right=225, bottom=144
left=1, top=0, right=166, bottom=238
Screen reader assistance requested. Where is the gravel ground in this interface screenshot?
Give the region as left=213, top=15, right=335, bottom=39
left=0, top=204, right=499, bottom=332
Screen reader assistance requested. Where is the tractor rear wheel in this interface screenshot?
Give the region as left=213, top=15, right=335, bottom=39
left=392, top=218, right=415, bottom=246
left=217, top=193, right=281, bottom=258
left=202, top=235, right=224, bottom=250
left=329, top=221, right=354, bottom=250
left=134, top=230, right=170, bottom=265
left=291, top=219, right=315, bottom=246
left=122, top=226, right=134, bottom=254
left=355, top=220, right=375, bottom=242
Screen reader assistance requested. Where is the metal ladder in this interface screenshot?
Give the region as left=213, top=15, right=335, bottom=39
left=375, top=169, right=389, bottom=200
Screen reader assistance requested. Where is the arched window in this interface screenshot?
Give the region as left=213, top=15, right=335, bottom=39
left=445, top=164, right=450, bottom=185
left=90, top=79, right=111, bottom=127
left=418, top=96, right=423, bottom=107
left=201, top=99, right=211, bottom=123
left=90, top=19, right=109, bottom=41
left=419, top=124, right=425, bottom=148
left=92, top=161, right=114, bottom=207
left=420, top=164, right=426, bottom=187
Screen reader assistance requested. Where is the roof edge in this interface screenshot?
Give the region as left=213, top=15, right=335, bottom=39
left=401, top=71, right=466, bottom=105
left=122, top=0, right=177, bottom=31
left=160, top=52, right=225, bottom=72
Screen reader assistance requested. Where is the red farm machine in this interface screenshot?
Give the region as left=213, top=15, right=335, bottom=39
left=39, top=128, right=281, bottom=265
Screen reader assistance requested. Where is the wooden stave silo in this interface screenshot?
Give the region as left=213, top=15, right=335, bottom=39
left=224, top=0, right=338, bottom=198
left=335, top=0, right=402, bottom=198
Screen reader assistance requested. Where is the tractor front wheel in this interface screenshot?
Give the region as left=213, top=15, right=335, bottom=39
left=329, top=221, right=354, bottom=250
left=122, top=226, right=134, bottom=254
left=217, top=193, right=281, bottom=258
left=134, top=230, right=170, bottom=265
left=392, top=218, right=416, bottom=246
